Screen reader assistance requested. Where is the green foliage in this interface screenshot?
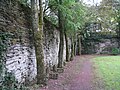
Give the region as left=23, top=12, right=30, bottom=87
left=1, top=72, right=29, bottom=90
left=62, top=1, right=87, bottom=34
left=19, top=0, right=29, bottom=6
left=94, top=56, right=120, bottom=90
left=111, top=48, right=120, bottom=55
left=46, top=0, right=119, bottom=38
left=46, top=0, right=87, bottom=36
left=0, top=32, right=10, bottom=56
left=0, top=32, right=11, bottom=77
left=95, top=0, right=120, bottom=35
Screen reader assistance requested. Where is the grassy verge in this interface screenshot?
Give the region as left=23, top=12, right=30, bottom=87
left=93, top=56, right=120, bottom=90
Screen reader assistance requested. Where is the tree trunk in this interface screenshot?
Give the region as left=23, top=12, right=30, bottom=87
left=117, top=16, right=120, bottom=48
left=70, top=36, right=74, bottom=61
left=74, top=35, right=77, bottom=56
left=58, top=0, right=64, bottom=68
left=65, top=32, right=69, bottom=62
left=78, top=35, right=81, bottom=55
left=73, top=32, right=77, bottom=56
left=31, top=0, right=46, bottom=85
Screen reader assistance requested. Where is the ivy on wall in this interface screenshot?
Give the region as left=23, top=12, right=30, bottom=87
left=0, top=32, right=29, bottom=90
left=0, top=32, right=11, bottom=89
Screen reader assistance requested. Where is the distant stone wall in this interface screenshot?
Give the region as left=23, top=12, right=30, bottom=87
left=82, top=38, right=119, bottom=54
left=96, top=39, right=119, bottom=54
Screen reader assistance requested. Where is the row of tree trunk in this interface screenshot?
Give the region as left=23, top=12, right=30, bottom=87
left=31, top=0, right=82, bottom=85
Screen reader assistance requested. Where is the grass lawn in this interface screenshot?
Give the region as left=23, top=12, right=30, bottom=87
left=93, top=56, right=120, bottom=90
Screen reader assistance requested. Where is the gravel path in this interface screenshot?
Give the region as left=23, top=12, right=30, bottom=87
left=35, top=55, right=102, bottom=90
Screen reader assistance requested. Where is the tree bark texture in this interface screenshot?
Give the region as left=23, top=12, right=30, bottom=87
left=58, top=0, right=64, bottom=68
left=77, top=35, right=81, bottom=55
left=74, top=35, right=77, bottom=56
left=31, top=0, right=46, bottom=85
left=70, top=36, right=75, bottom=61
left=73, top=32, right=77, bottom=56
left=117, top=16, right=120, bottom=48
left=65, top=32, right=69, bottom=62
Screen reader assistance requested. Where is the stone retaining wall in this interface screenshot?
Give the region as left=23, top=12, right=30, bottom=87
left=0, top=0, right=69, bottom=83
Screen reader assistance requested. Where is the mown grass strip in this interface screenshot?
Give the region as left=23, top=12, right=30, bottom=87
left=94, top=56, right=120, bottom=90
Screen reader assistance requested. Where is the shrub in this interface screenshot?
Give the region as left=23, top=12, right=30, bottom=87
left=111, top=48, right=120, bottom=55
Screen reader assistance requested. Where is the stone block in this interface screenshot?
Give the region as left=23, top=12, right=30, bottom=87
left=57, top=68, right=64, bottom=73
left=49, top=72, right=58, bottom=80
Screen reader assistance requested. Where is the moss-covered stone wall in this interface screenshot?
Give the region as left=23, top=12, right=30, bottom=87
left=0, top=0, right=37, bottom=83
left=0, top=0, right=70, bottom=84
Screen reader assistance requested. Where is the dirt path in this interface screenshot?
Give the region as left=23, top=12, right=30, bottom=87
left=37, top=55, right=101, bottom=90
